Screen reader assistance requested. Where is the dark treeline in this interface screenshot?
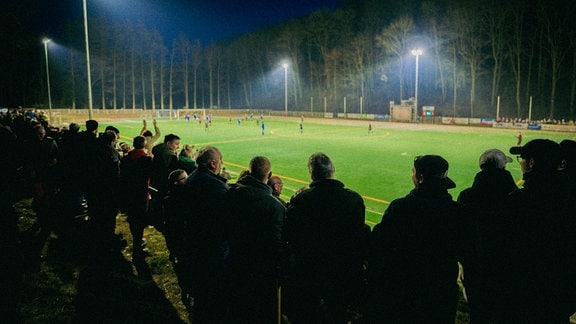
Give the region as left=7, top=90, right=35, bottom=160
left=3, top=0, right=576, bottom=120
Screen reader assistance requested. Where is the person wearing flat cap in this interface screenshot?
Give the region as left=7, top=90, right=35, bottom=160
left=457, top=149, right=518, bottom=323
left=366, top=155, right=463, bottom=322
left=486, top=139, right=576, bottom=322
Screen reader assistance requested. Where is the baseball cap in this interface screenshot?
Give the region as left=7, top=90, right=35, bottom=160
left=509, top=139, right=561, bottom=170
left=479, top=149, right=513, bottom=169
left=414, top=155, right=456, bottom=189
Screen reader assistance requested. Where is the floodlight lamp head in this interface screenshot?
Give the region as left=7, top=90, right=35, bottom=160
left=411, top=49, right=423, bottom=56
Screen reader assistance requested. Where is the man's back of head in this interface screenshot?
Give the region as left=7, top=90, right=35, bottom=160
left=98, top=130, right=117, bottom=147
left=196, top=146, right=222, bottom=174
left=85, top=120, right=98, bottom=132
left=479, top=149, right=513, bottom=170
left=133, top=135, right=146, bottom=150
left=105, top=125, right=120, bottom=135
left=249, top=156, right=272, bottom=183
left=308, top=152, right=335, bottom=181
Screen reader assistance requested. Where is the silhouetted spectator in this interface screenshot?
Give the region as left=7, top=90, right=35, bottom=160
left=182, top=146, right=229, bottom=323
left=162, top=169, right=193, bottom=315
left=86, top=130, right=121, bottom=253
left=284, top=152, right=366, bottom=323
left=267, top=175, right=286, bottom=206
left=26, top=124, right=59, bottom=230
left=57, top=122, right=80, bottom=162
left=150, top=134, right=180, bottom=194
left=225, top=156, right=285, bottom=323
left=489, top=139, right=576, bottom=322
left=366, top=155, right=462, bottom=323
left=76, top=120, right=99, bottom=194
left=26, top=124, right=58, bottom=183
left=457, top=149, right=517, bottom=322
left=149, top=134, right=180, bottom=231
left=119, top=135, right=153, bottom=261
left=105, top=125, right=119, bottom=134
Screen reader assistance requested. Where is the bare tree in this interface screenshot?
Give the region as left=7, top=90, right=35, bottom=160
left=159, top=43, right=167, bottom=111
left=304, top=9, right=352, bottom=108
left=206, top=45, right=216, bottom=108
left=276, top=19, right=306, bottom=108
left=176, top=35, right=191, bottom=109
left=191, top=39, right=202, bottom=109
left=169, top=38, right=177, bottom=110
left=375, top=16, right=415, bottom=102
left=485, top=0, right=507, bottom=107
left=344, top=34, right=370, bottom=112
left=148, top=30, right=164, bottom=113
left=451, top=5, right=490, bottom=117
left=506, top=0, right=525, bottom=118
left=539, top=2, right=568, bottom=119
left=422, top=1, right=448, bottom=104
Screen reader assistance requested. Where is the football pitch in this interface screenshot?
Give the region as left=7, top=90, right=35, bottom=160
left=112, top=116, right=575, bottom=226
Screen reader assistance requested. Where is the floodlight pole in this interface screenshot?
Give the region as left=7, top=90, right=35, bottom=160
left=283, top=63, right=288, bottom=116
left=411, top=49, right=422, bottom=120
left=43, top=38, right=53, bottom=122
left=83, top=0, right=94, bottom=120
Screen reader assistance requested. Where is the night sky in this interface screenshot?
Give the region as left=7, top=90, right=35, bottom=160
left=14, top=0, right=341, bottom=44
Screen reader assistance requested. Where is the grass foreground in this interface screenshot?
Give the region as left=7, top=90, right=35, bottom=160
left=13, top=198, right=471, bottom=323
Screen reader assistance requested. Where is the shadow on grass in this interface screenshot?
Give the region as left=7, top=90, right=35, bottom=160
left=14, top=203, right=184, bottom=323
left=74, top=250, right=183, bottom=323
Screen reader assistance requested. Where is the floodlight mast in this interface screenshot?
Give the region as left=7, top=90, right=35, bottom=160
left=411, top=49, right=423, bottom=120
left=283, top=63, right=288, bottom=116
left=42, top=38, right=53, bottom=122
left=83, top=0, right=94, bottom=120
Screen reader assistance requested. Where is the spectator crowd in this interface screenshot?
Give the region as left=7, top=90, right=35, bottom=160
left=1, top=107, right=576, bottom=323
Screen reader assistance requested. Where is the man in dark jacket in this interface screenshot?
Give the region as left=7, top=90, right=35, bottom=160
left=225, top=156, right=285, bottom=324
left=150, top=134, right=180, bottom=195
left=86, top=130, right=121, bottom=253
left=149, top=133, right=180, bottom=231
left=162, top=169, right=193, bottom=316
left=457, top=149, right=517, bottom=322
left=182, top=146, right=228, bottom=323
left=367, top=155, right=462, bottom=323
left=490, top=139, right=576, bottom=322
left=119, top=136, right=153, bottom=261
left=284, top=152, right=367, bottom=323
